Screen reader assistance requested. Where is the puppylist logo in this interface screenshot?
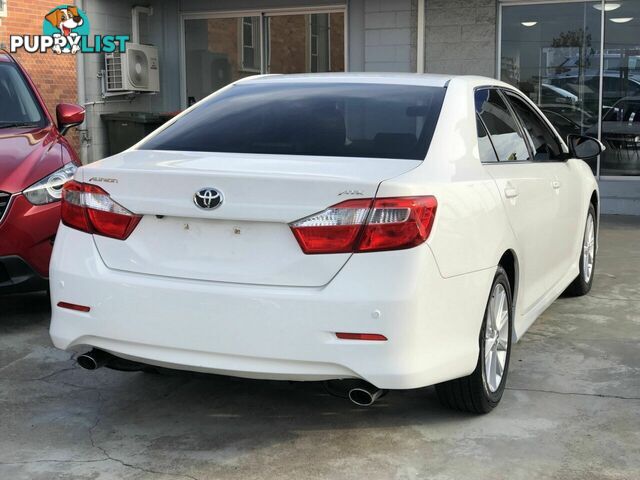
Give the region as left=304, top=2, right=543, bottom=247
left=10, top=5, right=129, bottom=55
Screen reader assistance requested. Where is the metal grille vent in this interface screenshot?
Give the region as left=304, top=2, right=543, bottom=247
left=105, top=52, right=123, bottom=91
left=0, top=192, right=11, bottom=222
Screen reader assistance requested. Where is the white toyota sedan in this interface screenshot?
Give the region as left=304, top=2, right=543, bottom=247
left=50, top=74, right=600, bottom=413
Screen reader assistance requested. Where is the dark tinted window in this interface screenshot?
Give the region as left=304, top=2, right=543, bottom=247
left=476, top=115, right=498, bottom=163
left=140, top=83, right=446, bottom=160
left=475, top=88, right=530, bottom=162
left=504, top=91, right=563, bottom=161
left=0, top=63, right=45, bottom=128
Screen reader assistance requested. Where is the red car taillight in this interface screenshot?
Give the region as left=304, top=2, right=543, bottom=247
left=61, top=180, right=141, bottom=240
left=290, top=196, right=437, bottom=254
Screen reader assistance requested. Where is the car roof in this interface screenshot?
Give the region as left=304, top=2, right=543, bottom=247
left=235, top=72, right=511, bottom=89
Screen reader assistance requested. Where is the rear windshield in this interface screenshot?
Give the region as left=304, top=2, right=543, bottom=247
left=0, top=63, right=46, bottom=128
left=140, top=82, right=446, bottom=160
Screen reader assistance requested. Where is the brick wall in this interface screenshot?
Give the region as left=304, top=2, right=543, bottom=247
left=424, top=0, right=497, bottom=77
left=269, top=15, right=308, bottom=74
left=330, top=12, right=344, bottom=72
left=0, top=0, right=79, bottom=149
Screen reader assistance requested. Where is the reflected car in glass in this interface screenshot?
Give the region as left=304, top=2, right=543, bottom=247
left=50, top=74, right=599, bottom=413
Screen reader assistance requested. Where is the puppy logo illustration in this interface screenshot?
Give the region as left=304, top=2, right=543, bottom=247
left=10, top=5, right=125, bottom=55
left=43, top=5, right=90, bottom=54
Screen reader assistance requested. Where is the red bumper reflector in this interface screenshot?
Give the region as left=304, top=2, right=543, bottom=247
left=57, top=301, right=91, bottom=312
left=336, top=333, right=387, bottom=341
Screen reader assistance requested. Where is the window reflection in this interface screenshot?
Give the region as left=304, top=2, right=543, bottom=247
left=501, top=0, right=640, bottom=177
left=500, top=2, right=601, bottom=173
left=601, top=0, right=640, bottom=176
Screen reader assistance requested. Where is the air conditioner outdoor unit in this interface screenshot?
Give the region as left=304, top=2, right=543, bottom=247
left=105, top=43, right=159, bottom=93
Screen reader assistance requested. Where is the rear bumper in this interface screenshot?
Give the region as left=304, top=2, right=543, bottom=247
left=50, top=225, right=494, bottom=389
left=0, top=255, right=48, bottom=294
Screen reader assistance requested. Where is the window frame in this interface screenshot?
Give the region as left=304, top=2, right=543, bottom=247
left=309, top=14, right=319, bottom=73
left=240, top=16, right=261, bottom=73
left=307, top=13, right=331, bottom=73
left=476, top=113, right=500, bottom=163
left=500, top=88, right=568, bottom=163
left=474, top=86, right=534, bottom=164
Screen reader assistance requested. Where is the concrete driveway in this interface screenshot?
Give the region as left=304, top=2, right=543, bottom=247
left=0, top=215, right=638, bottom=480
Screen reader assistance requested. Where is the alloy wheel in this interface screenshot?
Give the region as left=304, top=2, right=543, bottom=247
left=484, top=283, right=510, bottom=393
left=582, top=214, right=595, bottom=283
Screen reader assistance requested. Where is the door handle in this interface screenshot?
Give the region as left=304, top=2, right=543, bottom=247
left=504, top=186, right=519, bottom=198
left=552, top=180, right=561, bottom=189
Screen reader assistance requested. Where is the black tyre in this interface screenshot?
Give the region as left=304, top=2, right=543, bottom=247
left=436, top=266, right=513, bottom=414
left=564, top=204, right=596, bottom=297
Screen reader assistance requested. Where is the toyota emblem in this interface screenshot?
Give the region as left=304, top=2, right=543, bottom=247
left=194, top=188, right=223, bottom=210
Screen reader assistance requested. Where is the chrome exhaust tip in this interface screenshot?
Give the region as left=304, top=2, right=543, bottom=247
left=348, top=385, right=385, bottom=407
left=76, top=349, right=108, bottom=370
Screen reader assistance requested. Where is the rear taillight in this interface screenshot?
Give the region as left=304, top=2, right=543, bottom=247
left=61, top=180, right=141, bottom=240
left=290, top=196, right=437, bottom=254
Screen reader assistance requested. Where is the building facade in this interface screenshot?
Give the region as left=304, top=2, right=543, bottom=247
left=2, top=0, right=638, bottom=214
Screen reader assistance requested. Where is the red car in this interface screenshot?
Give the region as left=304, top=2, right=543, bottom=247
left=0, top=52, right=84, bottom=294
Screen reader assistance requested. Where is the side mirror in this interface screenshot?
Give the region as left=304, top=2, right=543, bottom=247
left=56, top=103, right=85, bottom=136
left=567, top=134, right=605, bottom=160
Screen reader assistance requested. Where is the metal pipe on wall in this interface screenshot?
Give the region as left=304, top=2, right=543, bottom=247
left=417, top=0, right=425, bottom=73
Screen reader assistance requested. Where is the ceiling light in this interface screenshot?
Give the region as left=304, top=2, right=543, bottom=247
left=610, top=17, right=633, bottom=22
left=593, top=3, right=621, bottom=11
left=521, top=21, right=537, bottom=27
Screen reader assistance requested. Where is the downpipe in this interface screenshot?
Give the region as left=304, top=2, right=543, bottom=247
left=76, top=349, right=146, bottom=371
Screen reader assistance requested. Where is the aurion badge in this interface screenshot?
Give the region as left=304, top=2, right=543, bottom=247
left=194, top=188, right=223, bottom=210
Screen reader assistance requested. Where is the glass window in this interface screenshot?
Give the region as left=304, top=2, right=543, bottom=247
left=600, top=0, right=640, bottom=176
left=500, top=2, right=601, bottom=171
left=140, top=83, right=446, bottom=160
left=503, top=91, right=564, bottom=161
left=475, top=88, right=531, bottom=162
left=184, top=12, right=345, bottom=106
left=476, top=115, right=499, bottom=163
left=0, top=63, right=45, bottom=127
left=266, top=13, right=344, bottom=74
left=184, top=16, right=262, bottom=106
left=241, top=17, right=261, bottom=72
left=309, top=14, right=329, bottom=73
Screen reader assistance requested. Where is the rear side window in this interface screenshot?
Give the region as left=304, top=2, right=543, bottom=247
left=503, top=91, right=563, bottom=161
left=476, top=115, right=499, bottom=163
left=140, top=83, right=447, bottom=160
left=475, top=88, right=530, bottom=162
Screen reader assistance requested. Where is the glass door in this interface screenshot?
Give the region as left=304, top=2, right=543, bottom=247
left=500, top=2, right=602, bottom=174
left=600, top=0, right=640, bottom=176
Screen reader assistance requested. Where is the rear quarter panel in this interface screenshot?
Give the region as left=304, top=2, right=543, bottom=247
left=377, top=78, right=519, bottom=280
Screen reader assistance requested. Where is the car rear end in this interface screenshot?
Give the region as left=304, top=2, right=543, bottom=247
left=49, top=75, right=486, bottom=389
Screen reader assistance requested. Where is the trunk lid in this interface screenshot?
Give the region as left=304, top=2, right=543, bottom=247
left=82, top=150, right=420, bottom=287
